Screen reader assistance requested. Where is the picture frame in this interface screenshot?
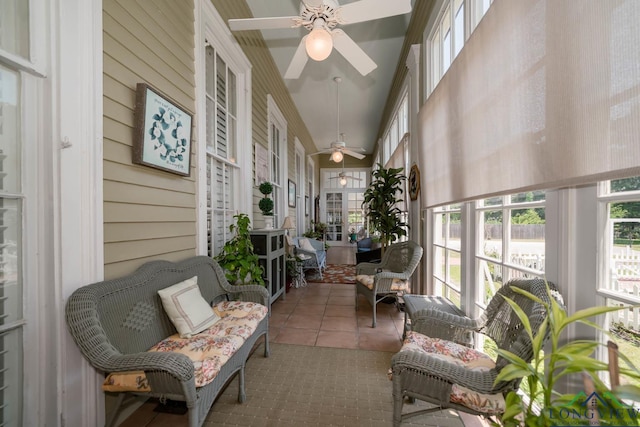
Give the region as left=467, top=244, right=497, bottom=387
left=409, top=164, right=421, bottom=201
left=133, top=83, right=193, bottom=176
left=288, top=179, right=296, bottom=208
left=305, top=196, right=309, bottom=216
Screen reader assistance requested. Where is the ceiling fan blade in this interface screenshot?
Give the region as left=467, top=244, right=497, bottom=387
left=342, top=148, right=366, bottom=160
left=304, top=0, right=324, bottom=7
left=308, top=149, right=332, bottom=156
left=284, top=36, right=310, bottom=79
left=332, top=30, right=377, bottom=76
left=228, top=16, right=298, bottom=31
left=338, top=0, right=412, bottom=25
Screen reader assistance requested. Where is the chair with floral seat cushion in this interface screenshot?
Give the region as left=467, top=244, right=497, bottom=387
left=355, top=241, right=423, bottom=327
left=390, top=278, right=564, bottom=426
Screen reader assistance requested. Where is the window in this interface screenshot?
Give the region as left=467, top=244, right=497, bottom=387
left=382, top=90, right=409, bottom=165
left=0, top=1, right=34, bottom=421
left=599, top=176, right=640, bottom=385
left=205, top=45, right=239, bottom=257
left=426, top=0, right=493, bottom=96
left=476, top=191, right=546, bottom=306
left=267, top=96, right=286, bottom=230
left=428, top=0, right=464, bottom=92
left=433, top=204, right=463, bottom=305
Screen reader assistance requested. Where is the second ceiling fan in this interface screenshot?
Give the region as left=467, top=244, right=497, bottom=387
left=310, top=76, right=365, bottom=162
left=228, top=0, right=412, bottom=79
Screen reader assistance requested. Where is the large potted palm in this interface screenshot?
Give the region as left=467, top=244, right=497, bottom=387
left=362, top=163, right=408, bottom=254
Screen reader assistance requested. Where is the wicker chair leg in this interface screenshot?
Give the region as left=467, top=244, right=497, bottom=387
left=104, top=393, right=126, bottom=427
left=238, top=365, right=246, bottom=403
left=372, top=297, right=377, bottom=328
left=392, top=381, right=404, bottom=427
left=188, top=408, right=198, bottom=427
left=264, top=334, right=270, bottom=357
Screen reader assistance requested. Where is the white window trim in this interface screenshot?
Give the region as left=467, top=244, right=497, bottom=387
left=196, top=0, right=252, bottom=254
left=55, top=0, right=104, bottom=425
left=267, top=94, right=288, bottom=220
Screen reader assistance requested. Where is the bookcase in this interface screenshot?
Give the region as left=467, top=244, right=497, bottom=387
left=249, top=229, right=286, bottom=304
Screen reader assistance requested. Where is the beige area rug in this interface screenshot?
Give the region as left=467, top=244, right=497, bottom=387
left=205, top=343, right=466, bottom=427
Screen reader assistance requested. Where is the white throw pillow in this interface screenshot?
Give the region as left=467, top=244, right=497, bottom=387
left=299, top=238, right=316, bottom=252
left=158, top=276, right=220, bottom=338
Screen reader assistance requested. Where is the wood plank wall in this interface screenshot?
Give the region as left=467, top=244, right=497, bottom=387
left=103, top=0, right=196, bottom=279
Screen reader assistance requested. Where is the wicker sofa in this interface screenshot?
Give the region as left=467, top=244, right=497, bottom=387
left=65, top=256, right=270, bottom=427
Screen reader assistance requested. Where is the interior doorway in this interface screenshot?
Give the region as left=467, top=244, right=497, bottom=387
left=320, top=168, right=368, bottom=246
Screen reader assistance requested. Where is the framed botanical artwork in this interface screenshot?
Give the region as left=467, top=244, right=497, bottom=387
left=409, top=164, right=421, bottom=201
left=288, top=179, right=296, bottom=208
left=133, top=83, right=193, bottom=176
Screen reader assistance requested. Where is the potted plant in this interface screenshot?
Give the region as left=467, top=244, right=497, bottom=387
left=258, top=181, right=274, bottom=229
left=362, top=163, right=408, bottom=253
left=214, top=213, right=265, bottom=286
left=496, top=285, right=640, bottom=426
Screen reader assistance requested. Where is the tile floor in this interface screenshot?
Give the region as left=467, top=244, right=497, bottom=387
left=256, top=244, right=404, bottom=353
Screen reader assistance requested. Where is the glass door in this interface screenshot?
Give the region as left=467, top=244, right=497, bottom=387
left=325, top=192, right=343, bottom=242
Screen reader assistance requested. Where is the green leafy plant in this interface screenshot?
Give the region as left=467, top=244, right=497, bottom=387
left=495, top=285, right=640, bottom=427
left=362, top=163, right=408, bottom=251
left=302, top=221, right=327, bottom=240
left=214, top=213, right=265, bottom=286
left=258, top=182, right=274, bottom=216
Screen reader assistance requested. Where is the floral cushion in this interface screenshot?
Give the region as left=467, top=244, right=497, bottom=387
left=355, top=274, right=410, bottom=292
left=398, top=331, right=506, bottom=415
left=102, top=301, right=268, bottom=392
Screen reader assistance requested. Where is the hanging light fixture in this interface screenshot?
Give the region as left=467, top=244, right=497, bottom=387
left=330, top=150, right=344, bottom=163
left=339, top=175, right=347, bottom=186
left=305, top=19, right=333, bottom=61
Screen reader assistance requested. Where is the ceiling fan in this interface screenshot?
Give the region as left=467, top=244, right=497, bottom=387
left=309, top=76, right=365, bottom=161
left=329, top=160, right=363, bottom=186
left=228, top=0, right=412, bottom=79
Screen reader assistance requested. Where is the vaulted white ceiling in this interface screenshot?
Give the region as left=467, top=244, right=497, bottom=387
left=243, top=0, right=413, bottom=157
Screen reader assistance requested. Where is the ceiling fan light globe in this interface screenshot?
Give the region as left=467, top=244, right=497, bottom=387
left=306, top=27, right=333, bottom=61
left=339, top=177, right=347, bottom=186
left=330, top=150, right=343, bottom=163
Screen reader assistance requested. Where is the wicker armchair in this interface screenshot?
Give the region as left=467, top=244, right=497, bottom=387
left=390, top=278, right=564, bottom=426
left=355, top=241, right=423, bottom=327
left=292, top=237, right=327, bottom=279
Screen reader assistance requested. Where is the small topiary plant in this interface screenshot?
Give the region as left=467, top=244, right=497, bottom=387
left=258, top=181, right=274, bottom=216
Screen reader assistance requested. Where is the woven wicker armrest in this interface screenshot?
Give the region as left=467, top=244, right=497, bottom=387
left=356, top=262, right=383, bottom=275
left=374, top=271, right=409, bottom=280
left=105, top=351, right=195, bottom=382
left=226, top=284, right=269, bottom=305
left=410, top=308, right=478, bottom=331
left=392, top=349, right=502, bottom=395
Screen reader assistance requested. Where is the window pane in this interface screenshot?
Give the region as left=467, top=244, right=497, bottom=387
left=0, top=0, right=29, bottom=58
left=610, top=176, right=640, bottom=193
left=0, top=65, right=21, bottom=193
left=448, top=249, right=461, bottom=287
left=480, top=197, right=502, bottom=207
left=480, top=260, right=503, bottom=304
left=481, top=210, right=502, bottom=260
left=0, top=199, right=22, bottom=324
left=510, top=191, right=546, bottom=203
left=608, top=299, right=640, bottom=387
left=0, top=328, right=23, bottom=426
left=453, top=1, right=464, bottom=57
